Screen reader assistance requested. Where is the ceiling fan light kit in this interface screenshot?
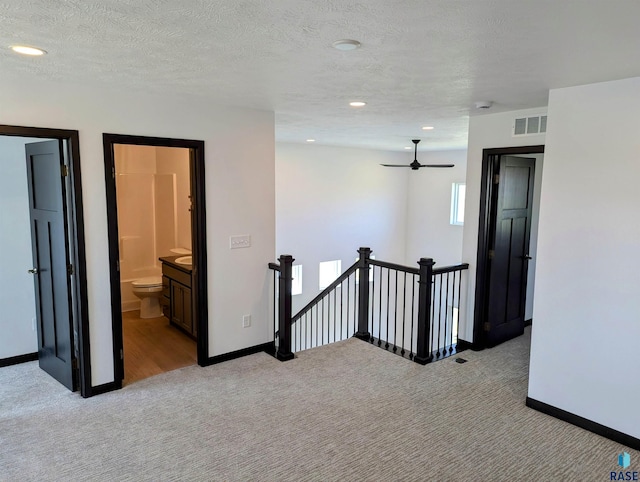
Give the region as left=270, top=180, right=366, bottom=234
left=381, top=139, right=454, bottom=170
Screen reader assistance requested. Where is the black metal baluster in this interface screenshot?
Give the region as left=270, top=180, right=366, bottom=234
left=456, top=269, right=462, bottom=348
left=401, top=272, right=407, bottom=356
left=346, top=276, right=351, bottom=336
left=369, top=266, right=376, bottom=343
left=315, top=304, right=319, bottom=348
left=444, top=272, right=450, bottom=356
left=430, top=280, right=436, bottom=358
left=273, top=269, right=277, bottom=347
left=322, top=297, right=325, bottom=346
left=393, top=270, right=398, bottom=352
left=410, top=273, right=416, bottom=359
left=385, top=268, right=390, bottom=349
left=333, top=286, right=342, bottom=341
left=449, top=271, right=457, bottom=353
left=340, top=282, right=344, bottom=340
left=353, top=273, right=357, bottom=336
left=378, top=267, right=383, bottom=346
left=437, top=274, right=443, bottom=358
left=326, top=292, right=330, bottom=343
left=370, top=265, right=375, bottom=343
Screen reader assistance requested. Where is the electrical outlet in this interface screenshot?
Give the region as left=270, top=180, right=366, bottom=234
left=230, top=235, right=251, bottom=249
left=242, top=314, right=251, bottom=328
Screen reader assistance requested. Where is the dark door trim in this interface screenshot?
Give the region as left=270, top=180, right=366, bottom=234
left=102, top=134, right=208, bottom=387
left=0, top=124, right=91, bottom=397
left=472, top=145, right=544, bottom=347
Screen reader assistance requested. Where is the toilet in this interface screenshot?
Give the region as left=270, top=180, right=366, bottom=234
left=131, top=276, right=164, bottom=318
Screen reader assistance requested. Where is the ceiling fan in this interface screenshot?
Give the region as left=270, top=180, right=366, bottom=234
left=381, top=139, right=454, bottom=170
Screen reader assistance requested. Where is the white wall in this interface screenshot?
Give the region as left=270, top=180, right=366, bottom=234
left=528, top=77, right=640, bottom=439
left=276, top=143, right=408, bottom=312
left=405, top=150, right=467, bottom=267
left=0, top=136, right=47, bottom=359
left=461, top=108, right=546, bottom=341
left=0, top=78, right=275, bottom=386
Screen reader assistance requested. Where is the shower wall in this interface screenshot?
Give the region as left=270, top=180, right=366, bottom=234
left=115, top=145, right=191, bottom=311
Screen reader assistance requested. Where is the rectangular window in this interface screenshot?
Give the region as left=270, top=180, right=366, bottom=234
left=355, top=255, right=375, bottom=284
left=292, top=265, right=302, bottom=296
left=450, top=183, right=466, bottom=226
left=319, top=260, right=341, bottom=290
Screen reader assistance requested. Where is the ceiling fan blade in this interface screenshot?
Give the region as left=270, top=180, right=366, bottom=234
left=420, top=164, right=455, bottom=168
left=380, top=164, right=412, bottom=167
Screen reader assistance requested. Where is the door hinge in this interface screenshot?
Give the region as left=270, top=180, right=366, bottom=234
left=72, top=358, right=78, bottom=370
left=493, top=173, right=500, bottom=184
left=61, top=164, right=69, bottom=177
left=120, top=348, right=124, bottom=360
left=488, top=249, right=495, bottom=259
left=112, top=166, right=116, bottom=179
left=483, top=322, right=491, bottom=332
left=116, top=260, right=120, bottom=272
left=67, top=264, right=74, bottom=275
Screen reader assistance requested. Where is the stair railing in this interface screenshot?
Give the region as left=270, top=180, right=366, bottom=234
left=268, top=247, right=468, bottom=364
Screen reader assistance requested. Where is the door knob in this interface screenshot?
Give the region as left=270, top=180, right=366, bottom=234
left=28, top=268, right=39, bottom=274
left=523, top=255, right=532, bottom=260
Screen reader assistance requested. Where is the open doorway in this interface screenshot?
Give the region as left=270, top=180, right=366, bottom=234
left=103, top=134, right=208, bottom=387
left=473, top=145, right=544, bottom=348
left=0, top=125, right=91, bottom=396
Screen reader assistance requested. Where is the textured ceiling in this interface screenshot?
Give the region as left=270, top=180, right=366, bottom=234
left=2, top=0, right=640, bottom=151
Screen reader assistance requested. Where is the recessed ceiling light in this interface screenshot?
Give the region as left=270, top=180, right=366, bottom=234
left=332, top=39, right=361, bottom=51
left=10, top=45, right=46, bottom=56
left=404, top=146, right=412, bottom=150
left=422, top=126, right=434, bottom=130
left=349, top=101, right=366, bottom=107
left=306, top=139, right=316, bottom=143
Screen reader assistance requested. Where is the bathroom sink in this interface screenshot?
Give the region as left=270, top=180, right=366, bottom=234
left=175, top=256, right=192, bottom=265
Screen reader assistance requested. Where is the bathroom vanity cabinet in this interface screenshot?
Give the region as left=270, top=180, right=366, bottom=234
left=160, top=257, right=195, bottom=338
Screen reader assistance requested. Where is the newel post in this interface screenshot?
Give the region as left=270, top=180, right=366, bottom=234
left=414, top=257, right=435, bottom=365
left=277, top=254, right=295, bottom=361
left=354, top=247, right=372, bottom=341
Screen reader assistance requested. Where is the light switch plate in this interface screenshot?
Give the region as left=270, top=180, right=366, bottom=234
left=230, top=235, right=251, bottom=249
left=242, top=314, right=251, bottom=328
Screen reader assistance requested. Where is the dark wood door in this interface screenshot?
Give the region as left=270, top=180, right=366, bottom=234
left=171, top=281, right=192, bottom=334
left=484, top=156, right=535, bottom=347
left=25, top=140, right=76, bottom=390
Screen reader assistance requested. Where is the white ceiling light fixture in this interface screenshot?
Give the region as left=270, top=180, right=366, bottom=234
left=332, top=39, right=361, bottom=51
left=404, top=146, right=412, bottom=150
left=349, top=101, right=366, bottom=107
left=422, top=126, right=434, bottom=130
left=306, top=139, right=316, bottom=142
left=10, top=45, right=47, bottom=56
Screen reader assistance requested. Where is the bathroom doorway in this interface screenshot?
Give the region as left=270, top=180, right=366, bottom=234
left=103, top=134, right=208, bottom=386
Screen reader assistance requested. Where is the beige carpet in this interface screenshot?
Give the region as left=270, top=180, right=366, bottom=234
left=1, top=328, right=637, bottom=481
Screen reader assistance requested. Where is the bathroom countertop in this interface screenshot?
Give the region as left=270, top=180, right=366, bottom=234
left=159, top=255, right=193, bottom=273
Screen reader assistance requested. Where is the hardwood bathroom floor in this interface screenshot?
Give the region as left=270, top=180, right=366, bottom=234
left=122, top=311, right=197, bottom=385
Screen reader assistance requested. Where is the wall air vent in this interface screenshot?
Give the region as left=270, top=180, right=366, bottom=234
left=513, top=115, right=547, bottom=136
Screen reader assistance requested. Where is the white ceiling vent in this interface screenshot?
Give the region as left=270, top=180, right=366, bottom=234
left=513, top=115, right=547, bottom=136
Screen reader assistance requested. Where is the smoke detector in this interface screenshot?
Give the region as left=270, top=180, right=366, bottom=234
left=474, top=101, right=493, bottom=110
